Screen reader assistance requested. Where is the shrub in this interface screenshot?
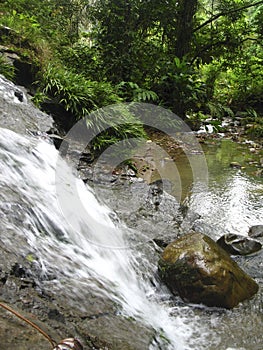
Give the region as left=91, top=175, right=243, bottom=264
left=38, top=63, right=122, bottom=121
left=155, top=57, right=206, bottom=117
left=36, top=63, right=147, bottom=151
left=0, top=10, right=41, bottom=43
left=0, top=55, right=15, bottom=81
left=242, top=108, right=263, bottom=139
left=117, top=81, right=159, bottom=103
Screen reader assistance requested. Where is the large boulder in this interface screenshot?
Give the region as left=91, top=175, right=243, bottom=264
left=158, top=232, right=259, bottom=309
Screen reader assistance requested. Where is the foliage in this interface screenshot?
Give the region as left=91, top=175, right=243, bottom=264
left=38, top=63, right=121, bottom=120
left=206, top=101, right=234, bottom=119
left=228, top=47, right=263, bottom=109
left=246, top=124, right=263, bottom=139
left=155, top=57, right=207, bottom=116
left=85, top=105, right=147, bottom=155
left=0, top=0, right=87, bottom=44
left=0, top=9, right=41, bottom=42
left=90, top=122, right=146, bottom=153
left=35, top=64, right=146, bottom=150
left=242, top=108, right=263, bottom=138
left=203, top=44, right=263, bottom=113
left=0, top=0, right=263, bottom=141
left=117, top=82, right=159, bottom=103
left=58, top=42, right=105, bottom=81
left=0, top=55, right=15, bottom=81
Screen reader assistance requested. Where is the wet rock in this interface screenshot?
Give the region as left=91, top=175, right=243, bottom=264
left=248, top=225, right=263, bottom=239
left=10, top=263, right=31, bottom=279
left=14, top=89, right=24, bottom=102
left=0, top=75, right=54, bottom=135
left=48, top=309, right=65, bottom=323
left=55, top=338, right=83, bottom=350
left=80, top=315, right=156, bottom=350
left=158, top=232, right=259, bottom=309
left=13, top=59, right=35, bottom=87
left=0, top=307, right=54, bottom=350
left=0, top=45, right=21, bottom=66
left=0, top=242, right=160, bottom=350
left=0, top=27, right=37, bottom=87
left=41, top=101, right=75, bottom=132
left=230, top=162, right=242, bottom=169
left=79, top=151, right=94, bottom=164
left=153, top=238, right=170, bottom=248
left=255, top=169, right=263, bottom=177
left=217, top=234, right=262, bottom=255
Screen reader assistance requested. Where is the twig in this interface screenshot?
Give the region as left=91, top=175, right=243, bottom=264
left=0, top=301, right=56, bottom=349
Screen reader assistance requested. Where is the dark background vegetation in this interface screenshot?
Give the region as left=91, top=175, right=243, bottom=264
left=0, top=0, right=263, bottom=146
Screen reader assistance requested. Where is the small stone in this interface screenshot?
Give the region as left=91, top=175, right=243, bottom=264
left=217, top=234, right=262, bottom=255
left=248, top=225, right=263, bottom=238
left=255, top=169, right=263, bottom=177
left=230, top=162, right=242, bottom=168
left=14, top=90, right=24, bottom=102
left=245, top=124, right=254, bottom=130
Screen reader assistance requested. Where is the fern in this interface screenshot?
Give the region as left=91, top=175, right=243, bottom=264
left=117, top=81, right=158, bottom=102
left=207, top=101, right=234, bottom=119
left=37, top=64, right=146, bottom=151
left=40, top=63, right=121, bottom=121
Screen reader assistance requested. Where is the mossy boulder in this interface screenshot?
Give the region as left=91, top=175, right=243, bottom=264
left=158, top=232, right=259, bottom=309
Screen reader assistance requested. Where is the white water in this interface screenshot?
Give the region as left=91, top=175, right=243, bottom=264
left=0, top=127, right=210, bottom=349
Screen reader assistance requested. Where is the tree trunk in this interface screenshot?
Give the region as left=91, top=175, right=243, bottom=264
left=173, top=0, right=198, bottom=58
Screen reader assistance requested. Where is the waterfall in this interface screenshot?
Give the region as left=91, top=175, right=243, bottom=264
left=0, top=126, right=208, bottom=349
left=1, top=75, right=262, bottom=349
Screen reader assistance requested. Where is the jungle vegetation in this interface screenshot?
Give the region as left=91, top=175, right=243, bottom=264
left=0, top=0, right=262, bottom=144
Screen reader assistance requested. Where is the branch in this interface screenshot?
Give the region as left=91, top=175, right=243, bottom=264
left=191, top=40, right=229, bottom=64
left=191, top=37, right=261, bottom=64
left=194, top=0, right=263, bottom=33
left=0, top=302, right=56, bottom=349
left=240, top=37, right=260, bottom=44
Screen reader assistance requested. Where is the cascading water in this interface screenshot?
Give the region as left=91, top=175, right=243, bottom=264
left=0, top=127, right=208, bottom=349
left=0, top=76, right=262, bottom=350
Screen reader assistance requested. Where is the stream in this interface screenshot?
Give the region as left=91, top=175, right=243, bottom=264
left=87, top=135, right=263, bottom=350
left=0, top=76, right=262, bottom=349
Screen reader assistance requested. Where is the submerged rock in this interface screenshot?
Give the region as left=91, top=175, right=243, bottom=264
left=217, top=233, right=262, bottom=255
left=158, top=232, right=259, bottom=309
